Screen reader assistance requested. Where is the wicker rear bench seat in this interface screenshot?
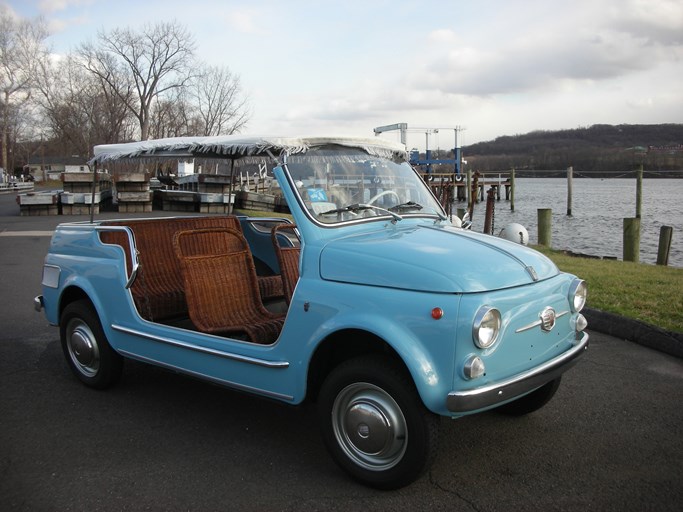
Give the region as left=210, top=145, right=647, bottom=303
left=99, top=216, right=284, bottom=323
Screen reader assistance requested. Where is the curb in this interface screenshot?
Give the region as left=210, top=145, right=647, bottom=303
left=584, top=307, right=683, bottom=359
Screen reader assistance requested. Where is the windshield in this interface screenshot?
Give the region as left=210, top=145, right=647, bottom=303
left=284, top=147, right=445, bottom=224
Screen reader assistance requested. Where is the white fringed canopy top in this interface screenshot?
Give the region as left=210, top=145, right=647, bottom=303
left=90, top=135, right=408, bottom=164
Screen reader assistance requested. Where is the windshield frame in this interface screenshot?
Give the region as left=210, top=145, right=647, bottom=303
left=281, top=147, right=448, bottom=228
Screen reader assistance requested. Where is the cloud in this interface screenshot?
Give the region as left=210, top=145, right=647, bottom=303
left=428, top=29, right=458, bottom=44
left=46, top=14, right=89, bottom=36
left=261, top=0, right=683, bottom=144
left=224, top=8, right=264, bottom=35
left=22, top=0, right=681, bottom=144
left=39, top=0, right=94, bottom=14
left=409, top=0, right=683, bottom=98
left=609, top=0, right=683, bottom=45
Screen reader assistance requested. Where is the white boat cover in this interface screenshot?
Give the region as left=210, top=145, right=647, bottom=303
left=89, top=135, right=407, bottom=164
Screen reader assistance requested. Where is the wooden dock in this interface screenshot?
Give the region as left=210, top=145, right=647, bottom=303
left=421, top=170, right=515, bottom=221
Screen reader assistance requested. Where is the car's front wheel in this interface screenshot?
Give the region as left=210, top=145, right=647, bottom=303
left=318, top=355, right=440, bottom=489
left=60, top=299, right=123, bottom=389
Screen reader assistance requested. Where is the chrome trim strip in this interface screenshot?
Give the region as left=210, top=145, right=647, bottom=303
left=111, top=324, right=290, bottom=369
left=118, top=350, right=294, bottom=401
left=447, top=331, right=588, bottom=413
left=515, top=310, right=569, bottom=333
left=97, top=226, right=139, bottom=289
left=65, top=224, right=140, bottom=288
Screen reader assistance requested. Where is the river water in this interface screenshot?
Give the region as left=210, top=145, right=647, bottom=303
left=463, top=178, right=683, bottom=268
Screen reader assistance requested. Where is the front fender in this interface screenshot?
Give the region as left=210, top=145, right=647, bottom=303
left=302, top=300, right=456, bottom=415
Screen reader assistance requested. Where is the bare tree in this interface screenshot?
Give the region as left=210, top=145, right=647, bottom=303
left=148, top=88, right=194, bottom=139
left=0, top=6, right=50, bottom=173
left=191, top=64, right=250, bottom=136
left=79, top=20, right=196, bottom=141
left=36, top=54, right=135, bottom=157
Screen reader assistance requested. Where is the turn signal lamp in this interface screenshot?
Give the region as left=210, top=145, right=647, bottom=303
left=464, top=355, right=486, bottom=379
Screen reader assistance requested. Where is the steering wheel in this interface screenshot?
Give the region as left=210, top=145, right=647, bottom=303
left=367, top=190, right=401, bottom=206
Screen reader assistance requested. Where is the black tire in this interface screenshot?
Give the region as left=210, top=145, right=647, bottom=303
left=60, top=299, right=123, bottom=389
left=318, top=355, right=440, bottom=489
left=496, top=377, right=562, bottom=416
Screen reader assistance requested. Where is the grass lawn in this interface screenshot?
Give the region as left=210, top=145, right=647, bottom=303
left=534, top=246, right=683, bottom=333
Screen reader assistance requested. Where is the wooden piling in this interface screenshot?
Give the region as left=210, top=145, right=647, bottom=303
left=456, top=182, right=466, bottom=201
left=510, top=169, right=515, bottom=212
left=636, top=165, right=643, bottom=219
left=656, top=226, right=673, bottom=266
left=567, top=166, right=573, bottom=216
left=484, top=188, right=495, bottom=235
left=623, top=217, right=641, bottom=263
left=538, top=208, right=552, bottom=246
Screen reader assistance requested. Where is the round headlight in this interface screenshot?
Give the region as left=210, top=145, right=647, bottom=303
left=472, top=306, right=501, bottom=349
left=569, top=279, right=587, bottom=313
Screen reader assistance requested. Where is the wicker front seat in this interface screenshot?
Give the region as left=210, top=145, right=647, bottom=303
left=271, top=224, right=300, bottom=305
left=173, top=227, right=285, bottom=344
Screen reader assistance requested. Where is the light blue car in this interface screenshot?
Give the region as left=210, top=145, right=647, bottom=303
left=35, top=135, right=588, bottom=489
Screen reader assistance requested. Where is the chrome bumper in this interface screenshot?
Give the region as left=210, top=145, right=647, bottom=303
left=34, top=295, right=44, bottom=312
left=447, top=332, right=589, bottom=413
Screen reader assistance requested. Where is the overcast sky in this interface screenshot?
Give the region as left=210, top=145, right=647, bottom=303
left=8, top=0, right=683, bottom=149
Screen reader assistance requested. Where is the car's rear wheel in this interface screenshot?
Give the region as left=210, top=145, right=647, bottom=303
left=496, top=377, right=562, bottom=416
left=60, top=299, right=123, bottom=389
left=318, top=355, right=439, bottom=489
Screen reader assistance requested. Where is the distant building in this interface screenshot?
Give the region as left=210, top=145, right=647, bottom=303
left=24, top=156, right=89, bottom=182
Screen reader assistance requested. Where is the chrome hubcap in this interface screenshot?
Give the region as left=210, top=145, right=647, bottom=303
left=332, top=383, right=407, bottom=471
left=66, top=319, right=100, bottom=377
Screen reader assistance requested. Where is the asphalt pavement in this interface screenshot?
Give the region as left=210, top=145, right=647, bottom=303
left=1, top=192, right=681, bottom=511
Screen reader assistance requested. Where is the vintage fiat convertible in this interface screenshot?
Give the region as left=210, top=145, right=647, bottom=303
left=35, top=135, right=588, bottom=489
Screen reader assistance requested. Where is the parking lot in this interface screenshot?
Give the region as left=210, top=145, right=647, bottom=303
left=1, top=192, right=681, bottom=511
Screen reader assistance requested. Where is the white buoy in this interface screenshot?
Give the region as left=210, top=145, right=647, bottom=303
left=499, top=223, right=529, bottom=245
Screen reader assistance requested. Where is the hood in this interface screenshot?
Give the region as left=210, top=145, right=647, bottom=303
left=319, top=224, right=559, bottom=293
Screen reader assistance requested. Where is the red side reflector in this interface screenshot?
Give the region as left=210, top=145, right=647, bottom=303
left=431, top=307, right=444, bottom=320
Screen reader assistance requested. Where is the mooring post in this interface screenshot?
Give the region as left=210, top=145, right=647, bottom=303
left=538, top=208, right=552, bottom=246
left=567, top=166, right=573, bottom=216
left=466, top=170, right=472, bottom=211
left=623, top=217, right=641, bottom=263
left=656, top=226, right=673, bottom=266
left=636, top=164, right=643, bottom=219
left=510, top=168, right=515, bottom=212
left=457, top=182, right=466, bottom=201
left=483, top=188, right=496, bottom=235
left=89, top=162, right=98, bottom=223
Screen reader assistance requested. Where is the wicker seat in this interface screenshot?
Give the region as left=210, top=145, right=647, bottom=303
left=271, top=224, right=300, bottom=305
left=99, top=216, right=283, bottom=322
left=173, top=227, right=285, bottom=344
